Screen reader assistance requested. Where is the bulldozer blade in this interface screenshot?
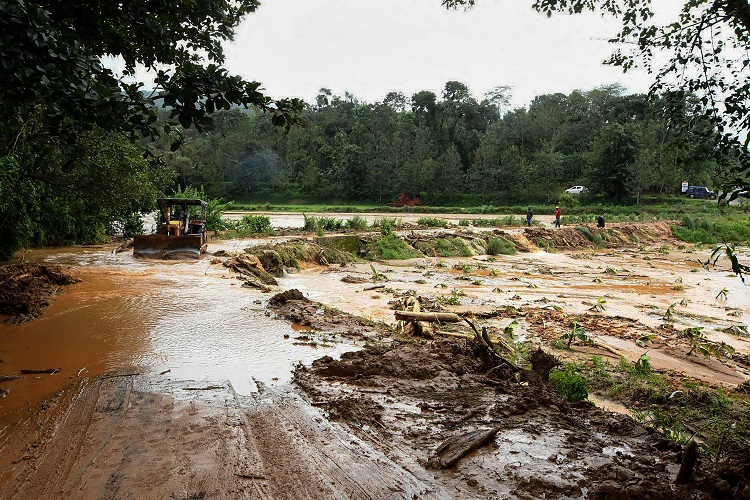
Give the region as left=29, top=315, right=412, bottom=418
left=133, top=235, right=205, bottom=258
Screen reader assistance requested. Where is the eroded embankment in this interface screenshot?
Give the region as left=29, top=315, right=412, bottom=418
left=240, top=221, right=678, bottom=264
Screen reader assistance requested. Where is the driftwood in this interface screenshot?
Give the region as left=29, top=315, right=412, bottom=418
left=592, top=338, right=627, bottom=358
left=0, top=263, right=80, bottom=323
left=113, top=239, right=134, bottom=254
left=341, top=275, right=369, bottom=284
left=364, top=284, right=386, bottom=291
left=394, top=311, right=461, bottom=323
left=429, top=427, right=501, bottom=469
left=0, top=375, right=21, bottom=382
left=224, top=254, right=278, bottom=286
left=464, top=319, right=518, bottom=372
left=20, top=368, right=60, bottom=374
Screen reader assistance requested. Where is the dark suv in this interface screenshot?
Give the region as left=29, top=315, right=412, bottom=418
left=685, top=186, right=717, bottom=199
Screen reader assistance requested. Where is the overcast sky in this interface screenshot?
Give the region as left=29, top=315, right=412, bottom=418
left=222, top=0, right=678, bottom=108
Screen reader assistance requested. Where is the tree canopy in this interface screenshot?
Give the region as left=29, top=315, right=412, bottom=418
left=164, top=83, right=726, bottom=206
left=442, top=0, right=750, bottom=197
left=0, top=0, right=304, bottom=159
left=0, top=0, right=305, bottom=259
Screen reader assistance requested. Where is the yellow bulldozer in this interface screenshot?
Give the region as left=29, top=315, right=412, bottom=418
left=133, top=198, right=208, bottom=258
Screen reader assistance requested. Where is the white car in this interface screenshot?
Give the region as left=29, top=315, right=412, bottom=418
left=565, top=185, right=589, bottom=195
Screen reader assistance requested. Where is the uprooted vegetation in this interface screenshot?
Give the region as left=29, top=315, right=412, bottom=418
left=570, top=355, right=750, bottom=464
left=294, top=332, right=749, bottom=498
left=261, top=285, right=749, bottom=497
left=375, top=222, right=680, bottom=261
left=221, top=222, right=686, bottom=272
left=0, top=263, right=80, bottom=323
left=243, top=241, right=353, bottom=275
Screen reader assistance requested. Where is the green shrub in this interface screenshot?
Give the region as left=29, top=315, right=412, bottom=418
left=681, top=214, right=696, bottom=230
left=486, top=237, right=517, bottom=255
left=417, top=217, right=448, bottom=227
left=471, top=218, right=505, bottom=227
left=303, top=214, right=319, bottom=231
left=699, top=218, right=714, bottom=232
left=318, top=216, right=345, bottom=231
left=415, top=237, right=473, bottom=257
left=576, top=226, right=594, bottom=242
left=346, top=215, right=367, bottom=230
left=122, top=212, right=144, bottom=237
left=549, top=366, right=588, bottom=403
left=372, top=217, right=401, bottom=236
left=364, top=234, right=422, bottom=260
left=240, top=214, right=273, bottom=234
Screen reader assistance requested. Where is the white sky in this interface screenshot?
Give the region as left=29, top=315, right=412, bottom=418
left=223, top=0, right=677, bottom=108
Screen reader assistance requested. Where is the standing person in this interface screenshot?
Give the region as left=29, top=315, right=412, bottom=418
left=554, top=206, right=561, bottom=228
left=526, top=206, right=533, bottom=227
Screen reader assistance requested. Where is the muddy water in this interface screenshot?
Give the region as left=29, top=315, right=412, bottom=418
left=0, top=248, right=358, bottom=430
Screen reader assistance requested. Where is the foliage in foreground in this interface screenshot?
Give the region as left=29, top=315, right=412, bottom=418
left=572, top=356, right=750, bottom=461
left=549, top=364, right=589, bottom=403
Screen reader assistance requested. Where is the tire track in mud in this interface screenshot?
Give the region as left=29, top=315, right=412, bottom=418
left=6, top=377, right=103, bottom=499
left=0, top=374, right=444, bottom=499
left=241, top=385, right=438, bottom=499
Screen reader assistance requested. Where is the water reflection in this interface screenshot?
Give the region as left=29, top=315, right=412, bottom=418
left=142, top=274, right=358, bottom=394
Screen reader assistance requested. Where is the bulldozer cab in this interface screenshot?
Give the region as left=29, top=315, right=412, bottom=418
left=133, top=198, right=208, bottom=258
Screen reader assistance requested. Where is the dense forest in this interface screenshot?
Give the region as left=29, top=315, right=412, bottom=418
left=166, top=82, right=730, bottom=205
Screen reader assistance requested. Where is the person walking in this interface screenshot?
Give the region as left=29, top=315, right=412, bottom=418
left=526, top=206, right=533, bottom=227
left=554, top=206, right=561, bottom=228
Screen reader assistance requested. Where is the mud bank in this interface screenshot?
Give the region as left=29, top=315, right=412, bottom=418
left=267, top=288, right=388, bottom=339
left=295, top=338, right=749, bottom=498
left=0, top=263, right=80, bottom=323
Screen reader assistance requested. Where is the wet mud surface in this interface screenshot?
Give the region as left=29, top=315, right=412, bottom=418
left=295, top=339, right=713, bottom=499
left=1, top=221, right=749, bottom=498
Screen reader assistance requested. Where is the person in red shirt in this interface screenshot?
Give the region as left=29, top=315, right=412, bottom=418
left=554, top=206, right=561, bottom=228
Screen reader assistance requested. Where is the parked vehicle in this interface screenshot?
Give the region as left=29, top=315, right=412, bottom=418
left=565, top=185, right=589, bottom=195
left=133, top=198, right=208, bottom=257
left=684, top=186, right=717, bottom=199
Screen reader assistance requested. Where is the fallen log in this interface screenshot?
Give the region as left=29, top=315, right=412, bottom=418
left=428, top=427, right=501, bottom=469
left=592, top=339, right=627, bottom=359
left=394, top=311, right=461, bottom=323
left=20, top=368, right=60, bottom=375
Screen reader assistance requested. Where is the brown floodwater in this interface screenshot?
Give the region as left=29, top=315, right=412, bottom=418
left=0, top=247, right=359, bottom=432
left=1, top=234, right=748, bottom=435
